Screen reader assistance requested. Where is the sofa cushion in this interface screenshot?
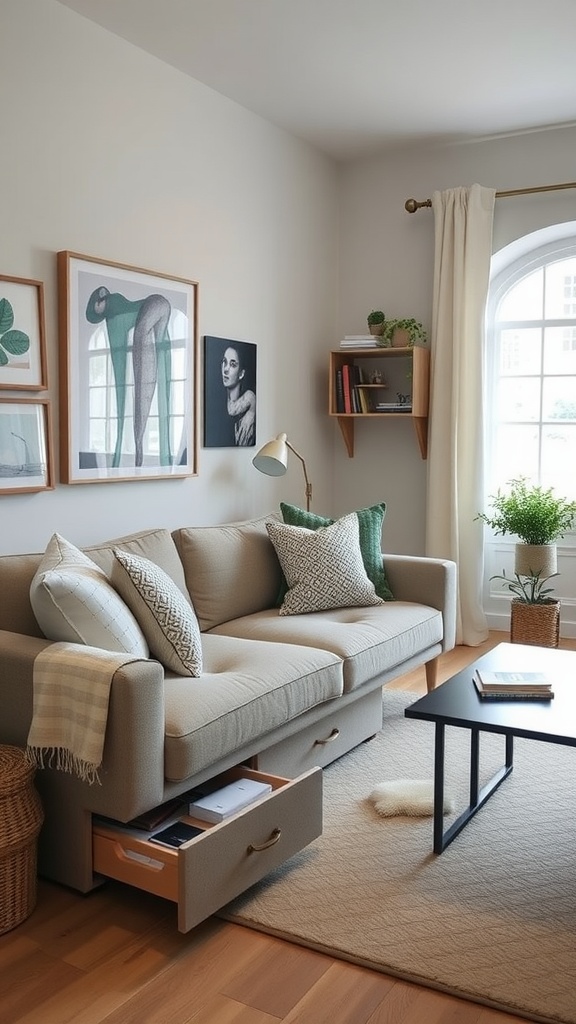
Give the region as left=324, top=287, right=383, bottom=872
left=209, top=602, right=443, bottom=693
left=111, top=550, right=203, bottom=676
left=279, top=502, right=394, bottom=602
left=266, top=514, right=383, bottom=615
left=86, top=528, right=190, bottom=600
left=29, top=534, right=149, bottom=655
left=163, top=632, right=343, bottom=781
left=172, top=514, right=282, bottom=631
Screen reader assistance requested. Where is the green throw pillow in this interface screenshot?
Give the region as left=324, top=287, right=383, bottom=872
left=276, top=502, right=394, bottom=605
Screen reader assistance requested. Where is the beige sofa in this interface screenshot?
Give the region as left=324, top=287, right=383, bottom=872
left=0, top=513, right=456, bottom=899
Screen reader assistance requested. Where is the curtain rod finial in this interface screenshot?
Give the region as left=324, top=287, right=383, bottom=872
left=405, top=198, right=419, bottom=213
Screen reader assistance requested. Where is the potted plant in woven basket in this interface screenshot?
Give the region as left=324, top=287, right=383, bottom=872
left=489, top=569, right=561, bottom=648
left=476, top=477, right=576, bottom=647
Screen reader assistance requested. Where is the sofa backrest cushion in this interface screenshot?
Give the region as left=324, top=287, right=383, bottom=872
left=29, top=534, right=150, bottom=654
left=86, top=528, right=190, bottom=600
left=173, top=514, right=282, bottom=631
left=0, top=552, right=45, bottom=636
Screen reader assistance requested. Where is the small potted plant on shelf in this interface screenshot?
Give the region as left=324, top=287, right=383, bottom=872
left=366, top=310, right=385, bottom=336
left=378, top=317, right=427, bottom=348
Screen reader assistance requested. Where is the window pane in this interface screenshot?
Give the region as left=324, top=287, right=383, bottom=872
left=543, top=326, right=576, bottom=372
left=544, top=257, right=576, bottom=319
left=499, top=328, right=541, bottom=374
left=492, top=424, right=539, bottom=486
left=498, top=268, right=543, bottom=320
left=542, top=377, right=576, bottom=421
left=541, top=425, right=576, bottom=499
left=498, top=378, right=541, bottom=421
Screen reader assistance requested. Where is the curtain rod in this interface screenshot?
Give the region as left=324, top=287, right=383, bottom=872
left=404, top=180, right=576, bottom=213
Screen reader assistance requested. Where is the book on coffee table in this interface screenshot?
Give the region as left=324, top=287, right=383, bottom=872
left=473, top=671, right=554, bottom=700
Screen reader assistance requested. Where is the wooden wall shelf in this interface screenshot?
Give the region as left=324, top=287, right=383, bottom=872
left=329, top=346, right=430, bottom=459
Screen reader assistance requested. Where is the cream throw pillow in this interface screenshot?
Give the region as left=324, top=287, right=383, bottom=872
left=29, top=533, right=149, bottom=655
left=266, top=513, right=383, bottom=616
left=112, top=549, right=203, bottom=676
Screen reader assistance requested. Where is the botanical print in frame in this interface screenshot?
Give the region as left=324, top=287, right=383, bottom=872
left=0, top=398, right=54, bottom=493
left=58, top=252, right=199, bottom=484
left=203, top=336, right=257, bottom=448
left=0, top=275, right=47, bottom=390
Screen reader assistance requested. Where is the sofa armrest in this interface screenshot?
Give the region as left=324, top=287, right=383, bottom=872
left=0, top=630, right=166, bottom=820
left=383, top=554, right=457, bottom=653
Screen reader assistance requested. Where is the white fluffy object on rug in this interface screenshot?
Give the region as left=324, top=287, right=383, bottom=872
left=369, top=779, right=455, bottom=817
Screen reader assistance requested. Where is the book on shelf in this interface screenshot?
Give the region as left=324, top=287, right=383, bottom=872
left=342, top=363, right=353, bottom=413
left=339, top=337, right=378, bottom=348
left=335, top=367, right=345, bottom=412
left=473, top=672, right=554, bottom=700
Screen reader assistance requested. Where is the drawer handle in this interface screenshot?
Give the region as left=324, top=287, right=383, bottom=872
left=247, top=828, right=282, bottom=854
left=315, top=727, right=340, bottom=746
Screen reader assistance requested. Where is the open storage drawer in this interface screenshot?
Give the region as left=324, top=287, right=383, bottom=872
left=93, top=765, right=322, bottom=932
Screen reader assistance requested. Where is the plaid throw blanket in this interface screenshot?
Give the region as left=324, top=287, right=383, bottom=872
left=27, top=642, right=144, bottom=784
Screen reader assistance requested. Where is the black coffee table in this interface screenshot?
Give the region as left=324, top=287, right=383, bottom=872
left=404, top=642, right=576, bottom=853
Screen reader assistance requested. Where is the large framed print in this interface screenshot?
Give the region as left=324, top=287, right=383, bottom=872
left=0, top=398, right=54, bottom=493
left=0, top=275, right=47, bottom=390
left=57, top=252, right=199, bottom=484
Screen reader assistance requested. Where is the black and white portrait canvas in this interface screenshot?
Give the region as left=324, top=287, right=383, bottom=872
left=203, top=336, right=257, bottom=448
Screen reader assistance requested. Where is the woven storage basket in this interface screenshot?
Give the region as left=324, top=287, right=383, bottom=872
left=0, top=745, right=44, bottom=934
left=510, top=599, right=560, bottom=649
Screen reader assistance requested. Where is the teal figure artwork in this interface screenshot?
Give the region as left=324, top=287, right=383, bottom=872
left=86, top=287, right=172, bottom=468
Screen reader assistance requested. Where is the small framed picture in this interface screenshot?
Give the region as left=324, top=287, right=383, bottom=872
left=0, top=398, right=54, bottom=493
left=58, top=251, right=199, bottom=484
left=0, top=275, right=47, bottom=390
left=203, top=336, right=257, bottom=447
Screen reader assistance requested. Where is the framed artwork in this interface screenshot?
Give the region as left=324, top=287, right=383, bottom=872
left=57, top=251, right=199, bottom=484
left=0, top=397, right=54, bottom=493
left=0, top=275, right=47, bottom=390
left=203, top=336, right=257, bottom=448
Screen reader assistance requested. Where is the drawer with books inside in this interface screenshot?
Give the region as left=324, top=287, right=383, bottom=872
left=93, top=764, right=322, bottom=933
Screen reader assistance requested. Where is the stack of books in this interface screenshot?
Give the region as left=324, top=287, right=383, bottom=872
left=339, top=335, right=379, bottom=348
left=473, top=669, right=554, bottom=701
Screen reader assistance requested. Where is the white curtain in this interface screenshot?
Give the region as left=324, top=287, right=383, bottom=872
left=426, top=185, right=496, bottom=645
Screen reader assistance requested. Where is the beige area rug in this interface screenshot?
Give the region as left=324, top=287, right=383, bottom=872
left=222, top=690, right=576, bottom=1024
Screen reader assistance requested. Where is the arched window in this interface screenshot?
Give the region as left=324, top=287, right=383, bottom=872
left=486, top=229, right=576, bottom=501
left=483, top=224, right=576, bottom=633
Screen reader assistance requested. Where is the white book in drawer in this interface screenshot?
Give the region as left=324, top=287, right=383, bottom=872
left=189, top=778, right=273, bottom=822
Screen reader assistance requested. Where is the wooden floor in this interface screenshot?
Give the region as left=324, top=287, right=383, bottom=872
left=3, top=631, right=575, bottom=1024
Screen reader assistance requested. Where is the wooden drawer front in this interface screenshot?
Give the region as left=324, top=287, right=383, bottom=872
left=256, top=688, right=383, bottom=776
left=93, top=766, right=322, bottom=933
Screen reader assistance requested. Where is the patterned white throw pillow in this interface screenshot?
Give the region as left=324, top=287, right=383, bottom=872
left=112, top=549, right=203, bottom=676
left=30, top=533, right=149, bottom=655
left=266, top=513, right=384, bottom=616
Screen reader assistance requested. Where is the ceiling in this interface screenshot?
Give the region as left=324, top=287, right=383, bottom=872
left=57, top=0, right=576, bottom=161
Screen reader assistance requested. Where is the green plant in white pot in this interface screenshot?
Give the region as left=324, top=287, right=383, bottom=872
left=476, top=477, right=576, bottom=578
left=366, top=309, right=385, bottom=336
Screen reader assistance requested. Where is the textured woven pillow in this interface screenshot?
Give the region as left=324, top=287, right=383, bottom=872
left=266, top=514, right=383, bottom=616
left=29, top=533, right=149, bottom=655
left=278, top=502, right=393, bottom=603
left=112, top=549, right=203, bottom=676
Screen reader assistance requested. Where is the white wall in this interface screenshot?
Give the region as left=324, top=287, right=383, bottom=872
left=337, top=125, right=576, bottom=555
left=0, top=0, right=338, bottom=554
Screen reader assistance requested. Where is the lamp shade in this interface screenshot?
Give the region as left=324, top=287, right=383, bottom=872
left=252, top=433, right=289, bottom=477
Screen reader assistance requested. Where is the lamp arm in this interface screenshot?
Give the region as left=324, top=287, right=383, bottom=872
left=285, top=441, right=312, bottom=512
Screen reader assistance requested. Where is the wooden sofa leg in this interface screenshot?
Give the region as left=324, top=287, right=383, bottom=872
left=425, top=657, right=439, bottom=692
